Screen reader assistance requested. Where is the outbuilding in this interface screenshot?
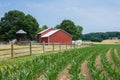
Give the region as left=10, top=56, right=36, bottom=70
left=16, top=29, right=27, bottom=42
left=37, top=28, right=72, bottom=44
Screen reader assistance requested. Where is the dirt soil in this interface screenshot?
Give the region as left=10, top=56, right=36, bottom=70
left=95, top=55, right=102, bottom=70
left=106, top=49, right=113, bottom=64
left=57, top=64, right=71, bottom=80
left=81, top=60, right=92, bottom=80
left=36, top=74, right=46, bottom=80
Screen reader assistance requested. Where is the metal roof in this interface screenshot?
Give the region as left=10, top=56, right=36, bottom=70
left=37, top=28, right=50, bottom=34
left=41, top=29, right=59, bottom=37
left=16, top=29, right=26, bottom=34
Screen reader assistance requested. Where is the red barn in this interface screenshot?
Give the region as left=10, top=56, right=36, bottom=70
left=37, top=28, right=72, bottom=44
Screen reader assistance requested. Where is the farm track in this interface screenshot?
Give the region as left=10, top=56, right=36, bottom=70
left=81, top=60, right=92, bottom=80
left=95, top=55, right=102, bottom=70
left=57, top=64, right=71, bottom=80
left=106, top=49, right=115, bottom=67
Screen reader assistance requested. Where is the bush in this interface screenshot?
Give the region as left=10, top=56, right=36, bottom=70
left=90, top=37, right=103, bottom=42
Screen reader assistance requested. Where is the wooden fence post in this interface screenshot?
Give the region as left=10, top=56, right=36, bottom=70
left=59, top=43, right=61, bottom=50
left=74, top=43, right=75, bottom=49
left=66, top=43, right=67, bottom=49
left=52, top=43, right=54, bottom=51
left=43, top=42, right=45, bottom=53
left=70, top=44, right=73, bottom=49
left=11, top=43, right=14, bottom=58
left=30, top=41, right=32, bottom=56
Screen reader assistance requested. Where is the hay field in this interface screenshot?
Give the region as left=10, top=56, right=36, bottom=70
left=101, top=39, right=120, bottom=44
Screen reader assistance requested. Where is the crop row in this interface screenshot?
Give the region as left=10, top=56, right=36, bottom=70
left=0, top=44, right=120, bottom=80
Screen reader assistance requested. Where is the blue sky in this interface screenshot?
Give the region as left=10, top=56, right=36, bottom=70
left=0, top=0, right=120, bottom=34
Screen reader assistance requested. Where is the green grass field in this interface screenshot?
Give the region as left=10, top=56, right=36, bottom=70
left=0, top=44, right=120, bottom=80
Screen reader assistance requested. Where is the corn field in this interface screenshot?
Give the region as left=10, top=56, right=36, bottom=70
left=0, top=44, right=120, bottom=80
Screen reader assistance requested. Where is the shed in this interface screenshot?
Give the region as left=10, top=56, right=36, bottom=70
left=16, top=29, right=27, bottom=41
left=37, top=28, right=72, bottom=44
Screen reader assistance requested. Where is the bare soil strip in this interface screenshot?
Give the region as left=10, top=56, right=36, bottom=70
left=106, top=49, right=114, bottom=65
left=95, top=54, right=111, bottom=80
left=57, top=64, right=71, bottom=80
left=95, top=55, right=102, bottom=70
left=81, top=60, right=92, bottom=80
left=106, top=48, right=117, bottom=69
left=36, top=74, right=45, bottom=80
left=106, top=48, right=118, bottom=80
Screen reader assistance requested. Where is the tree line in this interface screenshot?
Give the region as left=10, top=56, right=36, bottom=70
left=0, top=10, right=83, bottom=41
left=82, top=32, right=120, bottom=42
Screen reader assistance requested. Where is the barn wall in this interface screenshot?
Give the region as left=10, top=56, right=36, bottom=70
left=37, top=35, right=48, bottom=43
left=49, top=30, right=72, bottom=44
left=37, top=34, right=41, bottom=43
left=41, top=37, right=48, bottom=43
left=37, top=28, right=54, bottom=43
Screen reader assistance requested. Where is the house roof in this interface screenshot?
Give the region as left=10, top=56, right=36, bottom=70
left=16, top=29, right=26, bottom=34
left=41, top=29, right=59, bottom=37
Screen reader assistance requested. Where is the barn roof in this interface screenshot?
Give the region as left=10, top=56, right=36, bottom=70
left=41, top=29, right=72, bottom=38
left=16, top=29, right=26, bottom=34
left=41, top=30, right=59, bottom=37
left=37, top=28, right=50, bottom=34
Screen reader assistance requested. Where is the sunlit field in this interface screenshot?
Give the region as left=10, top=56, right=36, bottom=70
left=0, top=44, right=120, bottom=80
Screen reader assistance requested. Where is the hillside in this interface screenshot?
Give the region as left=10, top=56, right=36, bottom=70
left=83, top=32, right=120, bottom=42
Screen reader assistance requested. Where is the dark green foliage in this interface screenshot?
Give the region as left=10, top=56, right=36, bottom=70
left=90, top=37, right=103, bottom=42
left=0, top=10, right=39, bottom=41
left=55, top=19, right=83, bottom=40
left=83, top=32, right=120, bottom=41
left=37, top=25, right=48, bottom=33
left=42, top=25, right=48, bottom=30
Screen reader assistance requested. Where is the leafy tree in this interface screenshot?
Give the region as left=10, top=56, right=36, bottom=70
left=0, top=10, right=39, bottom=41
left=42, top=25, right=48, bottom=30
left=55, top=24, right=60, bottom=29
left=37, top=25, right=48, bottom=33
left=75, top=25, right=83, bottom=40
left=82, top=32, right=120, bottom=41
left=55, top=19, right=83, bottom=40
left=37, top=27, right=42, bottom=33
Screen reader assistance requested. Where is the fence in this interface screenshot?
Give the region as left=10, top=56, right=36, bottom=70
left=0, top=42, right=92, bottom=60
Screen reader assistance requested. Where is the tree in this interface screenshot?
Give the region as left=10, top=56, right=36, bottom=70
left=82, top=32, right=120, bottom=41
left=90, top=37, right=103, bottom=42
left=37, top=25, right=48, bottom=33
left=75, top=25, right=83, bottom=40
left=55, top=24, right=60, bottom=29
left=55, top=19, right=83, bottom=40
left=42, top=25, right=48, bottom=30
left=0, top=10, right=39, bottom=41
